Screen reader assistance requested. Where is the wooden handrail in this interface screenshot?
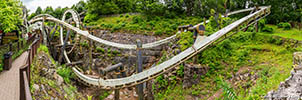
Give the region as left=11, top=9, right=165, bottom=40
left=20, top=36, right=40, bottom=100
left=23, top=71, right=32, bottom=100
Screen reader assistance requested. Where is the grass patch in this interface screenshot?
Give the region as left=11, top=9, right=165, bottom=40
left=57, top=65, right=75, bottom=84
left=262, top=25, right=302, bottom=40
left=37, top=44, right=49, bottom=54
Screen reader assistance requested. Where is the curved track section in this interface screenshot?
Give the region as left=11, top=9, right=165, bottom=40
left=60, top=9, right=81, bottom=63
left=29, top=7, right=262, bottom=50
left=28, top=6, right=271, bottom=89
left=72, top=6, right=271, bottom=89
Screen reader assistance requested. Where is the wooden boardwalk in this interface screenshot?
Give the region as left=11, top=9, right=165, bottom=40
left=0, top=51, right=28, bottom=100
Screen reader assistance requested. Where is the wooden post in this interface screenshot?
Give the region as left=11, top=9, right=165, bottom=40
left=9, top=43, right=13, bottom=51
left=17, top=41, right=20, bottom=51
left=28, top=47, right=31, bottom=86
left=21, top=40, right=24, bottom=49
left=255, top=22, right=259, bottom=32
left=136, top=39, right=144, bottom=100
left=19, top=69, right=25, bottom=100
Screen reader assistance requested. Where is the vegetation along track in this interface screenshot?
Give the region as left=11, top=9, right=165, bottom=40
left=28, top=6, right=271, bottom=89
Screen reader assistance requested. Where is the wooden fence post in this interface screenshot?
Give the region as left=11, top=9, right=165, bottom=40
left=9, top=43, right=12, bottom=51
left=19, top=68, right=25, bottom=100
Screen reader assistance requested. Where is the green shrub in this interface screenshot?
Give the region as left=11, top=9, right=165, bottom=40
left=38, top=45, right=49, bottom=54
left=267, top=37, right=282, bottom=45
left=283, top=22, right=291, bottom=30
left=112, top=25, right=121, bottom=32
left=80, top=41, right=88, bottom=47
left=148, top=21, right=155, bottom=27
left=154, top=75, right=169, bottom=89
left=112, top=50, right=120, bottom=55
left=96, top=47, right=105, bottom=53
left=103, top=23, right=114, bottom=28
left=0, top=63, right=2, bottom=72
left=57, top=66, right=75, bottom=84
left=258, top=19, right=266, bottom=29
left=116, top=19, right=121, bottom=23
left=176, top=64, right=184, bottom=77
left=261, top=26, right=274, bottom=33
left=155, top=30, right=163, bottom=36
left=177, top=31, right=194, bottom=51
left=219, top=78, right=237, bottom=100
left=125, top=13, right=130, bottom=18
left=277, top=22, right=291, bottom=30
left=277, top=22, right=284, bottom=28
left=84, top=14, right=98, bottom=23
left=119, top=14, right=124, bottom=17
left=132, top=16, right=143, bottom=24
left=99, top=91, right=110, bottom=100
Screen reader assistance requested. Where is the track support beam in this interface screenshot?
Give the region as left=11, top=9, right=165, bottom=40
left=136, top=39, right=144, bottom=100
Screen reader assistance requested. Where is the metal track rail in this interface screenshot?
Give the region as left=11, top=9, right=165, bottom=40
left=71, top=6, right=271, bottom=89
left=28, top=7, right=263, bottom=50
left=27, top=6, right=271, bottom=89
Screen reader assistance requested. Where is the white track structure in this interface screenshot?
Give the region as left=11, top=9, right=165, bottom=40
left=60, top=9, right=81, bottom=63
left=29, top=6, right=271, bottom=89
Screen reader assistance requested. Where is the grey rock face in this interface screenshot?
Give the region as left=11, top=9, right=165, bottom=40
left=183, top=64, right=208, bottom=89
left=265, top=52, right=302, bottom=100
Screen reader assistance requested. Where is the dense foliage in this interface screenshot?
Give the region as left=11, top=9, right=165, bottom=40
left=83, top=0, right=302, bottom=25
left=26, top=0, right=302, bottom=26
left=0, top=0, right=23, bottom=33
left=87, top=14, right=203, bottom=35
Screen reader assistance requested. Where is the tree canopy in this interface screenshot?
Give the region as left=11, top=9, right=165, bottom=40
left=27, top=0, right=302, bottom=25
left=0, top=0, right=23, bottom=33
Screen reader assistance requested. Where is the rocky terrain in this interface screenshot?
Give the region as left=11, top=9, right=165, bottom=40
left=265, top=52, right=302, bottom=100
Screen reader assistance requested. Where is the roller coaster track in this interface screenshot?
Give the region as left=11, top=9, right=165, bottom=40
left=28, top=6, right=271, bottom=89
left=29, top=7, right=261, bottom=64
left=29, top=7, right=260, bottom=50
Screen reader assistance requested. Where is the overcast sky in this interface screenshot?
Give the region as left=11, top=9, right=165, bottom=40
left=21, top=0, right=86, bottom=14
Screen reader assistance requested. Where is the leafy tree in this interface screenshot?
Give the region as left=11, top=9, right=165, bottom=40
left=53, top=7, right=63, bottom=18
left=71, top=0, right=87, bottom=13
left=35, top=6, right=42, bottom=15
left=0, top=0, right=23, bottom=33
left=44, top=6, right=54, bottom=15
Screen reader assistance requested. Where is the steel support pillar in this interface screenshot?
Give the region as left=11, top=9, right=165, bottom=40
left=136, top=39, right=144, bottom=100
left=58, top=29, right=71, bottom=63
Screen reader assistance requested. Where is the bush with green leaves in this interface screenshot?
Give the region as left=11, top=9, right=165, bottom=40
left=38, top=45, right=49, bottom=54
left=132, top=16, right=143, bottom=24
left=277, top=22, right=292, bottom=30
left=283, top=23, right=292, bottom=30
left=84, top=13, right=98, bottom=23
left=261, top=26, right=274, bottom=33
left=112, top=24, right=122, bottom=32
left=96, top=47, right=105, bottom=53
left=57, top=66, right=75, bottom=84
left=0, top=63, right=3, bottom=72
left=258, top=19, right=267, bottom=30
left=0, top=0, right=23, bottom=33
left=277, top=22, right=284, bottom=28
left=218, top=77, right=237, bottom=100
left=177, top=31, right=194, bottom=51
left=80, top=41, right=88, bottom=48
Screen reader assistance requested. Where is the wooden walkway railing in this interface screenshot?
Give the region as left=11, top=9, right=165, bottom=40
left=19, top=35, right=41, bottom=100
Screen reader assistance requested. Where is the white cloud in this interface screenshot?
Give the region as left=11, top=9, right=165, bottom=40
left=21, top=0, right=86, bottom=14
